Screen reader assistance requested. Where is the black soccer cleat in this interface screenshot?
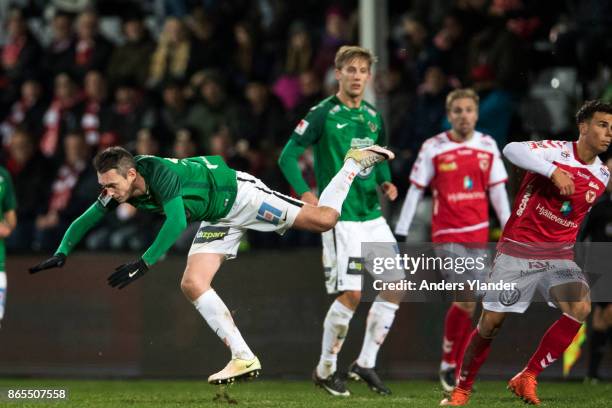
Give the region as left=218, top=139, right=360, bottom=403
left=348, top=362, right=391, bottom=395
left=312, top=370, right=350, bottom=397
left=439, top=366, right=457, bottom=393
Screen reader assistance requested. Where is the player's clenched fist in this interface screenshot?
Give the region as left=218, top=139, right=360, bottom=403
left=550, top=167, right=575, bottom=196
left=108, top=258, right=149, bottom=289
left=29, top=253, right=67, bottom=273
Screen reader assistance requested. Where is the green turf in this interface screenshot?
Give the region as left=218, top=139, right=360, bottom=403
left=0, top=378, right=610, bottom=407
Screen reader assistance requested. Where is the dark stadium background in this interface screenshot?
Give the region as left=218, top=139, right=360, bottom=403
left=1, top=0, right=611, bottom=381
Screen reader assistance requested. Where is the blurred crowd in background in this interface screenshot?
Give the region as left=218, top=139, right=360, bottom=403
left=1, top=0, right=611, bottom=254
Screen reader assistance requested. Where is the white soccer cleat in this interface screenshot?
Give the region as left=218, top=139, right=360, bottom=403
left=344, top=145, right=395, bottom=170
left=207, top=356, right=262, bottom=385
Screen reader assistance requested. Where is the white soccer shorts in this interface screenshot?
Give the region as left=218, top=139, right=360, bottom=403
left=322, top=217, right=402, bottom=294
left=482, top=252, right=588, bottom=314
left=188, top=171, right=303, bottom=259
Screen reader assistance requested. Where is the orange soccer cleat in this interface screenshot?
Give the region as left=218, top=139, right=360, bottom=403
left=440, top=387, right=471, bottom=406
left=507, top=370, right=541, bottom=405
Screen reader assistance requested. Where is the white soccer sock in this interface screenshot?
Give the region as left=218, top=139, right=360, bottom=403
left=318, top=159, right=362, bottom=215
left=193, top=289, right=255, bottom=360
left=0, top=271, right=6, bottom=320
left=356, top=298, right=399, bottom=368
left=316, top=299, right=355, bottom=379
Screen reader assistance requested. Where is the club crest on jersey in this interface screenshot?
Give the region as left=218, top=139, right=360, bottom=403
left=585, top=190, right=596, bottom=203
left=560, top=201, right=572, bottom=216
left=601, top=167, right=610, bottom=178
left=368, top=121, right=378, bottom=132
left=561, top=150, right=571, bottom=160
left=294, top=119, right=309, bottom=135
left=463, top=176, right=474, bottom=190
left=479, top=158, right=490, bottom=171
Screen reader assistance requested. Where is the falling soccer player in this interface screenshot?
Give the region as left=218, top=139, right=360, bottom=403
left=395, top=88, right=510, bottom=392
left=441, top=99, right=612, bottom=406
left=29, top=143, right=394, bottom=385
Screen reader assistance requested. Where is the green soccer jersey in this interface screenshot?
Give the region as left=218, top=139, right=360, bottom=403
left=105, top=155, right=238, bottom=222
left=284, top=95, right=391, bottom=221
left=0, top=166, right=17, bottom=271
left=57, top=155, right=237, bottom=266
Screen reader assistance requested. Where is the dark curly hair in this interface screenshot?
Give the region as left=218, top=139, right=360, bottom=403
left=575, top=100, right=612, bottom=125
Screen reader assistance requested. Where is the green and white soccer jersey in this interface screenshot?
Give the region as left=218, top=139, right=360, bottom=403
left=97, top=155, right=239, bottom=222
left=0, top=166, right=17, bottom=271
left=291, top=95, right=390, bottom=222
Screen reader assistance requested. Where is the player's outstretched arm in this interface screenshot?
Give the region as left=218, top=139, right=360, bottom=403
left=107, top=196, right=187, bottom=289
left=394, top=184, right=424, bottom=239
left=29, top=203, right=106, bottom=273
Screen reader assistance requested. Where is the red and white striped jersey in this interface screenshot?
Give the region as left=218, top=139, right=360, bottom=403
left=410, top=131, right=507, bottom=243
left=500, top=140, right=610, bottom=258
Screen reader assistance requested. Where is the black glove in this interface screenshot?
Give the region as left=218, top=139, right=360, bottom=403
left=29, top=253, right=67, bottom=273
left=108, top=258, right=149, bottom=289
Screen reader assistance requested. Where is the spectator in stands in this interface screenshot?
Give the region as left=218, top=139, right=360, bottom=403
left=290, top=70, right=324, bottom=125
left=1, top=7, right=42, bottom=106
left=107, top=11, right=155, bottom=89
left=155, top=79, right=191, bottom=149
left=40, top=72, right=85, bottom=161
left=243, top=79, right=287, bottom=151
left=313, top=7, right=350, bottom=77
left=82, top=70, right=111, bottom=149
left=376, top=63, right=413, bottom=148
left=73, top=10, right=114, bottom=80
left=186, top=70, right=241, bottom=153
left=393, top=13, right=438, bottom=89
left=106, top=79, right=155, bottom=149
left=272, top=21, right=313, bottom=111
left=229, top=21, right=274, bottom=92
left=34, top=130, right=97, bottom=250
left=43, top=11, right=75, bottom=83
left=432, top=11, right=470, bottom=85
left=172, top=127, right=198, bottom=159
left=396, top=65, right=450, bottom=191
left=148, top=17, right=200, bottom=89
left=4, top=128, right=53, bottom=250
left=1, top=78, right=46, bottom=146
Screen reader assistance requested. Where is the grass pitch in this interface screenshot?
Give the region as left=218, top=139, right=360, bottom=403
left=0, top=378, right=610, bottom=407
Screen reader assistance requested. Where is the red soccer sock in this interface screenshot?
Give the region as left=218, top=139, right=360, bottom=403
left=442, top=304, right=472, bottom=366
left=524, top=313, right=582, bottom=377
left=454, top=316, right=474, bottom=376
left=456, top=328, right=493, bottom=391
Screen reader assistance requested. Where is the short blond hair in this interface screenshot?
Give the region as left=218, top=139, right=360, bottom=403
left=334, top=45, right=377, bottom=70
left=446, top=88, right=479, bottom=112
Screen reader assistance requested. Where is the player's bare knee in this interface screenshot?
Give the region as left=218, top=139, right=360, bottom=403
left=316, top=208, right=339, bottom=232
left=338, top=290, right=361, bottom=310
left=180, top=274, right=209, bottom=300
